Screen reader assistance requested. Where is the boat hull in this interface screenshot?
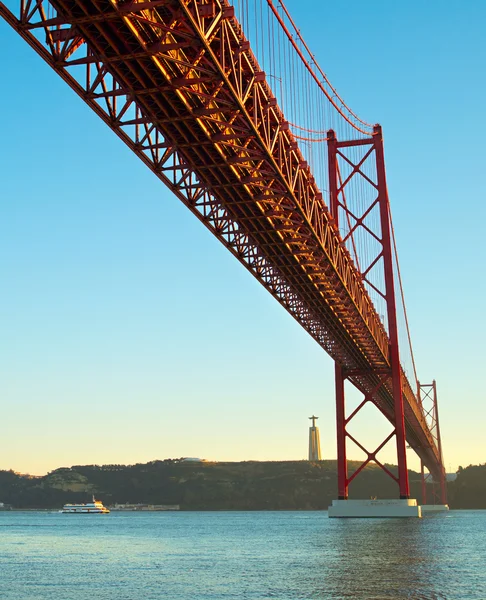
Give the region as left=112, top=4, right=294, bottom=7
left=61, top=509, right=110, bottom=514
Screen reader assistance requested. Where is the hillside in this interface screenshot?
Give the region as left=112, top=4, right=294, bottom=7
left=1, top=460, right=484, bottom=510
left=0, top=459, right=460, bottom=510
left=447, top=463, right=486, bottom=509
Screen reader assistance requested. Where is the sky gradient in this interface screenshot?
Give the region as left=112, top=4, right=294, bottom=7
left=1, top=0, right=485, bottom=476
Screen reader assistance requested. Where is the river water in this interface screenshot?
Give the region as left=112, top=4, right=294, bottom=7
left=0, top=510, right=484, bottom=599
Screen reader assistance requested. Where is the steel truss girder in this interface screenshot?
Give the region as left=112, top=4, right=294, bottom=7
left=0, top=0, right=395, bottom=374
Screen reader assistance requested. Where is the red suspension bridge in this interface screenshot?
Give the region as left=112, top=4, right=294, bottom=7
left=0, top=0, right=446, bottom=512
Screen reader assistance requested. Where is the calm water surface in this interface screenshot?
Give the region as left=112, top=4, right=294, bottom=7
left=0, top=510, right=484, bottom=599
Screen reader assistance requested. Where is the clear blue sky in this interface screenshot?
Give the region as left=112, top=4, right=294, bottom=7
left=1, top=1, right=485, bottom=476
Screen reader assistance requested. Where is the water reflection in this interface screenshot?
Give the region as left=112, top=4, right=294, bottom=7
left=299, top=512, right=483, bottom=600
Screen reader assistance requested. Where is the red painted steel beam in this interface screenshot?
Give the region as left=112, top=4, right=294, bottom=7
left=0, top=0, right=380, bottom=369
left=36, top=0, right=390, bottom=371
left=374, top=125, right=410, bottom=498
left=335, top=363, right=347, bottom=499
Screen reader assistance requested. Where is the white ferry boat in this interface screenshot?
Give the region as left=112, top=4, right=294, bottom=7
left=62, top=496, right=110, bottom=514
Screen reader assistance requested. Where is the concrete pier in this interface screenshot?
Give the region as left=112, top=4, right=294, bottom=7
left=420, top=504, right=449, bottom=514
left=328, top=498, right=422, bottom=518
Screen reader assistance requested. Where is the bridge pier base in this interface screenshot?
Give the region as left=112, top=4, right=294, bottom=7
left=328, top=498, right=421, bottom=518
left=420, top=504, right=449, bottom=514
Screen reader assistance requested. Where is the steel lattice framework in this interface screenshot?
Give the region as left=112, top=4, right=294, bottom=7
left=0, top=0, right=446, bottom=499
left=418, top=381, right=447, bottom=504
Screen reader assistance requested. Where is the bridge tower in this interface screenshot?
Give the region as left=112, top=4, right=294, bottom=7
left=418, top=381, right=448, bottom=511
left=327, top=126, right=421, bottom=517
left=308, top=416, right=321, bottom=461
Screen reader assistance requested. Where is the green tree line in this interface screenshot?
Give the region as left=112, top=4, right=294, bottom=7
left=0, top=460, right=483, bottom=510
